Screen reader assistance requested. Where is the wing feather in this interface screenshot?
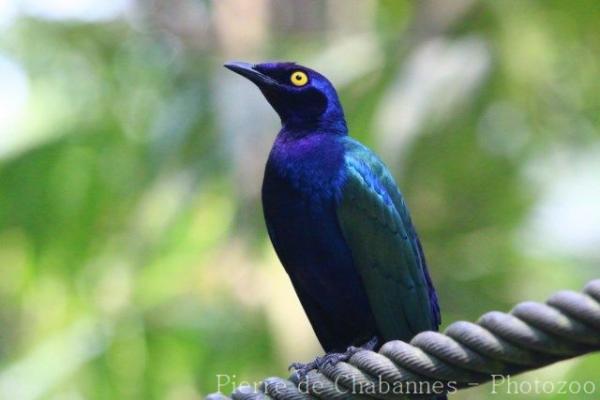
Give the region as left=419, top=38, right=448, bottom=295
left=336, top=138, right=440, bottom=341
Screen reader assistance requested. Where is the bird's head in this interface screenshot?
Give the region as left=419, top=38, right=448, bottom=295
left=224, top=61, right=347, bottom=134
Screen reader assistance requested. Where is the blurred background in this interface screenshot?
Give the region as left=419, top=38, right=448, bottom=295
left=0, top=0, right=599, bottom=398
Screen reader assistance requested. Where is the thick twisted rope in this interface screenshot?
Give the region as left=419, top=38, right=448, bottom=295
left=207, top=279, right=600, bottom=399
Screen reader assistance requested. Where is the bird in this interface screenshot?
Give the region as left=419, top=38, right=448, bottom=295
left=224, top=61, right=441, bottom=378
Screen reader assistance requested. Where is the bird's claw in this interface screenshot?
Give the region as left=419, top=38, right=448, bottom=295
left=289, top=337, right=380, bottom=380
left=288, top=352, right=349, bottom=380
left=288, top=361, right=309, bottom=372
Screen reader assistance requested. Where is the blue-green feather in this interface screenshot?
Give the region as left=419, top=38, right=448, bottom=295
left=336, top=137, right=440, bottom=340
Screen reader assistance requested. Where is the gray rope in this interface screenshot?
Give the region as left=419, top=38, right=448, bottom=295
left=206, top=279, right=600, bottom=399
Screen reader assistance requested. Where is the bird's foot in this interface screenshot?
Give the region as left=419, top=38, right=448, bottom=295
left=344, top=335, right=380, bottom=355
left=289, top=352, right=350, bottom=380
left=289, top=336, right=380, bottom=380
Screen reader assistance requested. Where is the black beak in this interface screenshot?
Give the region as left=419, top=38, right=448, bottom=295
left=224, top=61, right=278, bottom=87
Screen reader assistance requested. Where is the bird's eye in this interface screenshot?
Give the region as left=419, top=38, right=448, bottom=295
left=290, top=71, right=308, bottom=87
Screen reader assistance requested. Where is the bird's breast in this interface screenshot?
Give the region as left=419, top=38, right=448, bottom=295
left=263, top=134, right=346, bottom=202
left=261, top=134, right=356, bottom=285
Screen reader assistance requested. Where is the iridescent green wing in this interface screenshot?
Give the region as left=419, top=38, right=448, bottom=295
left=335, top=138, right=439, bottom=341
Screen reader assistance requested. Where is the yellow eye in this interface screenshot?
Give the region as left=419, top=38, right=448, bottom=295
left=290, top=71, right=308, bottom=86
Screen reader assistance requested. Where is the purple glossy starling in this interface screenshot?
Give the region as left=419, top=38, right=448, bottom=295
left=225, top=61, right=441, bottom=370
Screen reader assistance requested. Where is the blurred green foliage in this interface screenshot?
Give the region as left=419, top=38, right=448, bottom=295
left=0, top=1, right=599, bottom=399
